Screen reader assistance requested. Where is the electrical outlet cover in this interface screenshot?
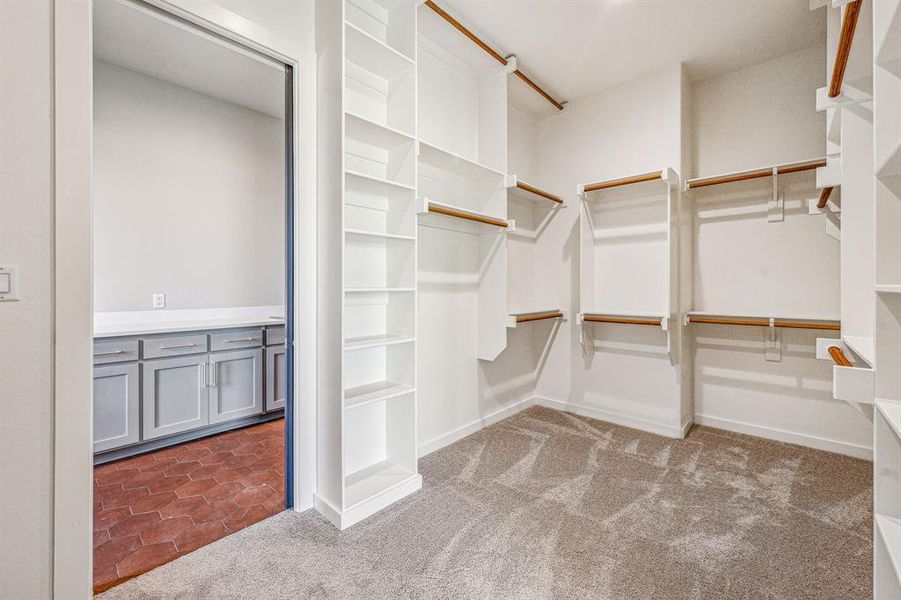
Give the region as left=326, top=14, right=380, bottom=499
left=152, top=293, right=166, bottom=308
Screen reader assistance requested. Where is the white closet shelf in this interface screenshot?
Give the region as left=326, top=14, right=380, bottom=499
left=345, top=169, right=416, bottom=193
left=875, top=0, right=901, bottom=76
left=345, top=21, right=414, bottom=82
left=345, top=229, right=416, bottom=242
left=417, top=140, right=506, bottom=181
left=877, top=138, right=901, bottom=180
left=345, top=287, right=415, bottom=293
left=344, top=333, right=415, bottom=351
left=876, top=514, right=901, bottom=587
left=877, top=284, right=901, bottom=294
left=345, top=111, right=414, bottom=149
left=345, top=460, right=417, bottom=510
left=419, top=198, right=510, bottom=230
left=506, top=175, right=564, bottom=205
left=344, top=380, right=414, bottom=409
left=843, top=335, right=875, bottom=367
left=684, top=158, right=826, bottom=190
left=877, top=399, right=901, bottom=442
left=685, top=311, right=841, bottom=331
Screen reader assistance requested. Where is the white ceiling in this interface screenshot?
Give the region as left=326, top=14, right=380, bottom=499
left=441, top=0, right=826, bottom=105
left=94, top=0, right=285, bottom=118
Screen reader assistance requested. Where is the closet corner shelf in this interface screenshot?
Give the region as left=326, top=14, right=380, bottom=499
left=344, top=460, right=418, bottom=510
left=344, top=333, right=415, bottom=351
left=508, top=309, right=566, bottom=327
left=685, top=311, right=841, bottom=331
left=344, top=380, right=414, bottom=410
left=877, top=398, right=901, bottom=442
left=344, top=21, right=415, bottom=81
left=345, top=169, right=416, bottom=193
left=579, top=311, right=665, bottom=328
left=875, top=514, right=901, bottom=585
left=419, top=198, right=511, bottom=230
left=684, top=158, right=827, bottom=190
left=345, top=228, right=416, bottom=243
left=345, top=111, right=415, bottom=149
left=505, top=175, right=565, bottom=205
left=875, top=0, right=901, bottom=75
left=417, top=139, right=506, bottom=181
left=345, top=287, right=416, bottom=294
left=876, top=138, right=901, bottom=180
left=578, top=168, right=671, bottom=196
left=876, top=284, right=901, bottom=295
left=842, top=335, right=874, bottom=367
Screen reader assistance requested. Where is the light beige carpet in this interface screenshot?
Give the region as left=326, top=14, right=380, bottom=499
left=97, top=406, right=872, bottom=599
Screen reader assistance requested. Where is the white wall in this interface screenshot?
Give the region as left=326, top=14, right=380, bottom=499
left=93, top=61, right=284, bottom=312
left=533, top=66, right=687, bottom=436
left=690, top=45, right=872, bottom=457
left=0, top=2, right=54, bottom=597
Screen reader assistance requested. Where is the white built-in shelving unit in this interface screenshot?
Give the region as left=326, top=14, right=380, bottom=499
left=577, top=169, right=678, bottom=350
left=874, top=0, right=901, bottom=595
left=316, top=0, right=421, bottom=530
left=316, top=0, right=568, bottom=527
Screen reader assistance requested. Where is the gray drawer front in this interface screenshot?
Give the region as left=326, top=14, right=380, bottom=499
left=93, top=339, right=139, bottom=365
left=143, top=333, right=208, bottom=359
left=210, top=328, right=263, bottom=352
left=266, top=325, right=286, bottom=347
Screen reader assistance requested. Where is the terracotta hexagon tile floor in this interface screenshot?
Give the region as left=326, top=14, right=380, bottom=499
left=92, top=418, right=285, bottom=593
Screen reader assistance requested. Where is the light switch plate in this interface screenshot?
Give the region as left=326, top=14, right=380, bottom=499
left=152, top=293, right=166, bottom=308
left=0, top=265, right=18, bottom=301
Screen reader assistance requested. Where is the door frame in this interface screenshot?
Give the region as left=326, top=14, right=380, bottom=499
left=53, top=1, right=318, bottom=595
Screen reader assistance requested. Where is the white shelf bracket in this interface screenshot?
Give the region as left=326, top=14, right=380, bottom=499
left=576, top=183, right=586, bottom=200
left=768, top=168, right=784, bottom=223
left=764, top=318, right=782, bottom=362
left=816, top=84, right=872, bottom=111
left=503, top=55, right=518, bottom=75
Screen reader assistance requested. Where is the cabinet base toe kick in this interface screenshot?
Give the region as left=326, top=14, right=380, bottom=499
left=93, top=410, right=284, bottom=466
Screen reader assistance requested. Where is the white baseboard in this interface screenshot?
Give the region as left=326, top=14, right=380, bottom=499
left=417, top=396, right=537, bottom=457
left=695, top=414, right=873, bottom=460
left=535, top=396, right=685, bottom=439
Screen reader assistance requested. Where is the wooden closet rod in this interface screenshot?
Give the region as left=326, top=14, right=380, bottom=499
left=583, top=171, right=663, bottom=193
left=427, top=203, right=508, bottom=228
left=688, top=316, right=840, bottom=331
left=828, top=345, right=853, bottom=367
left=817, top=186, right=834, bottom=209
left=516, top=181, right=564, bottom=204
left=423, top=0, right=564, bottom=111
left=829, top=0, right=862, bottom=98
left=583, top=314, right=662, bottom=326
left=686, top=159, right=827, bottom=189
left=516, top=311, right=564, bottom=323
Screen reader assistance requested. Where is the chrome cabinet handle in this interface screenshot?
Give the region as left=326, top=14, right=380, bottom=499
left=201, top=362, right=207, bottom=387
left=94, top=349, right=127, bottom=356
left=210, top=361, right=217, bottom=387
left=161, top=343, right=197, bottom=350
left=225, top=337, right=256, bottom=343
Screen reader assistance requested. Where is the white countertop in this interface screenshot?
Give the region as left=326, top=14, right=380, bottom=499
left=94, top=306, right=285, bottom=338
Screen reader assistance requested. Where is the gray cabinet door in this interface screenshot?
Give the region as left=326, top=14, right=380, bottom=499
left=93, top=363, right=140, bottom=452
left=142, top=355, right=209, bottom=440
left=265, top=345, right=287, bottom=412
left=209, top=348, right=263, bottom=424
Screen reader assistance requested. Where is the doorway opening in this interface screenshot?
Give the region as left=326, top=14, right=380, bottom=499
left=89, top=0, right=295, bottom=591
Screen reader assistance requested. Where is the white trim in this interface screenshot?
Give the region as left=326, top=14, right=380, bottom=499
left=53, top=1, right=318, bottom=594
left=535, top=396, right=686, bottom=439
left=54, top=2, right=94, bottom=596
left=680, top=416, right=694, bottom=438
left=695, top=413, right=873, bottom=460
left=417, top=396, right=537, bottom=457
